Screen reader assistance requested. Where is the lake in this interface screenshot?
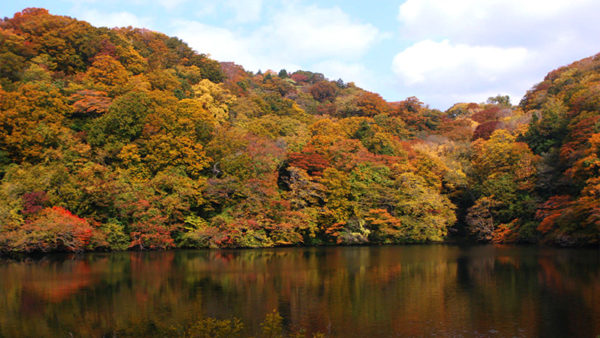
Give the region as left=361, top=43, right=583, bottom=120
left=0, top=245, right=599, bottom=337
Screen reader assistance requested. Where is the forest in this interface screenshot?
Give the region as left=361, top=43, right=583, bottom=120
left=0, top=8, right=599, bottom=253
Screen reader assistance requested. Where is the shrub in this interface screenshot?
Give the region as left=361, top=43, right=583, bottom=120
left=0, top=206, right=99, bottom=253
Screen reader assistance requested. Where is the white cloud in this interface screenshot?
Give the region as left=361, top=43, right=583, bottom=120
left=392, top=0, right=600, bottom=108
left=258, top=5, right=379, bottom=61
left=392, top=40, right=530, bottom=86
left=79, top=10, right=152, bottom=28
left=397, top=0, right=599, bottom=46
left=173, top=20, right=298, bottom=72
left=391, top=40, right=532, bottom=105
left=174, top=21, right=252, bottom=63
left=174, top=3, right=380, bottom=73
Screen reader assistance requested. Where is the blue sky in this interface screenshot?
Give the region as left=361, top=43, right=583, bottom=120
left=2, top=0, right=600, bottom=109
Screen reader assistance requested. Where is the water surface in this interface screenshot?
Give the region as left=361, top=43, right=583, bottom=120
left=1, top=245, right=599, bottom=337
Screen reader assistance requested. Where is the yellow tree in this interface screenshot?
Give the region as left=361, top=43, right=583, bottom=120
left=84, top=55, right=130, bottom=96
left=0, top=84, right=72, bottom=162
left=469, top=129, right=539, bottom=242
left=121, top=134, right=211, bottom=179
left=192, top=79, right=235, bottom=125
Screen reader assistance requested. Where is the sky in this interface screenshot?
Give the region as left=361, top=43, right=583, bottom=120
left=2, top=0, right=600, bottom=109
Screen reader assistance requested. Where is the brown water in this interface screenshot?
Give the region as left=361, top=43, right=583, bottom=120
left=0, top=245, right=599, bottom=337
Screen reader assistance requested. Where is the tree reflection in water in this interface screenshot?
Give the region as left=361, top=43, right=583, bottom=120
left=0, top=245, right=599, bottom=337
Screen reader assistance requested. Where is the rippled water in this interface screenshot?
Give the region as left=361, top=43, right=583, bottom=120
left=0, top=245, right=599, bottom=337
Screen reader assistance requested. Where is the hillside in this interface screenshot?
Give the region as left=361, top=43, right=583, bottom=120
left=0, top=8, right=598, bottom=253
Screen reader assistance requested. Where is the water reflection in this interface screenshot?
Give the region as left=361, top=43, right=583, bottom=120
left=0, top=245, right=599, bottom=337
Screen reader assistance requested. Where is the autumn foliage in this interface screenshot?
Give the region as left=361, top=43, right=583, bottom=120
left=0, top=207, right=99, bottom=253
left=1, top=8, right=600, bottom=253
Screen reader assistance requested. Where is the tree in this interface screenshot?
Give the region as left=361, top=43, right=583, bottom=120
left=134, top=134, right=210, bottom=178
left=522, top=96, right=568, bottom=154
left=473, top=121, right=501, bottom=140
left=394, top=173, right=456, bottom=242
left=469, top=130, right=539, bottom=242
left=287, top=147, right=330, bottom=176
left=466, top=197, right=497, bottom=242
left=364, top=208, right=404, bottom=243
left=355, top=91, right=390, bottom=117
left=70, top=90, right=112, bottom=116
left=309, top=81, right=337, bottom=103
left=84, top=54, right=130, bottom=96
left=0, top=84, right=71, bottom=162
left=321, top=168, right=354, bottom=225
left=87, top=91, right=153, bottom=149
left=0, top=206, right=102, bottom=253
left=487, top=95, right=511, bottom=107
left=192, top=79, right=235, bottom=124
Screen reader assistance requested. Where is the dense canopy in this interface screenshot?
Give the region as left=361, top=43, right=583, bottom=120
left=0, top=8, right=599, bottom=253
